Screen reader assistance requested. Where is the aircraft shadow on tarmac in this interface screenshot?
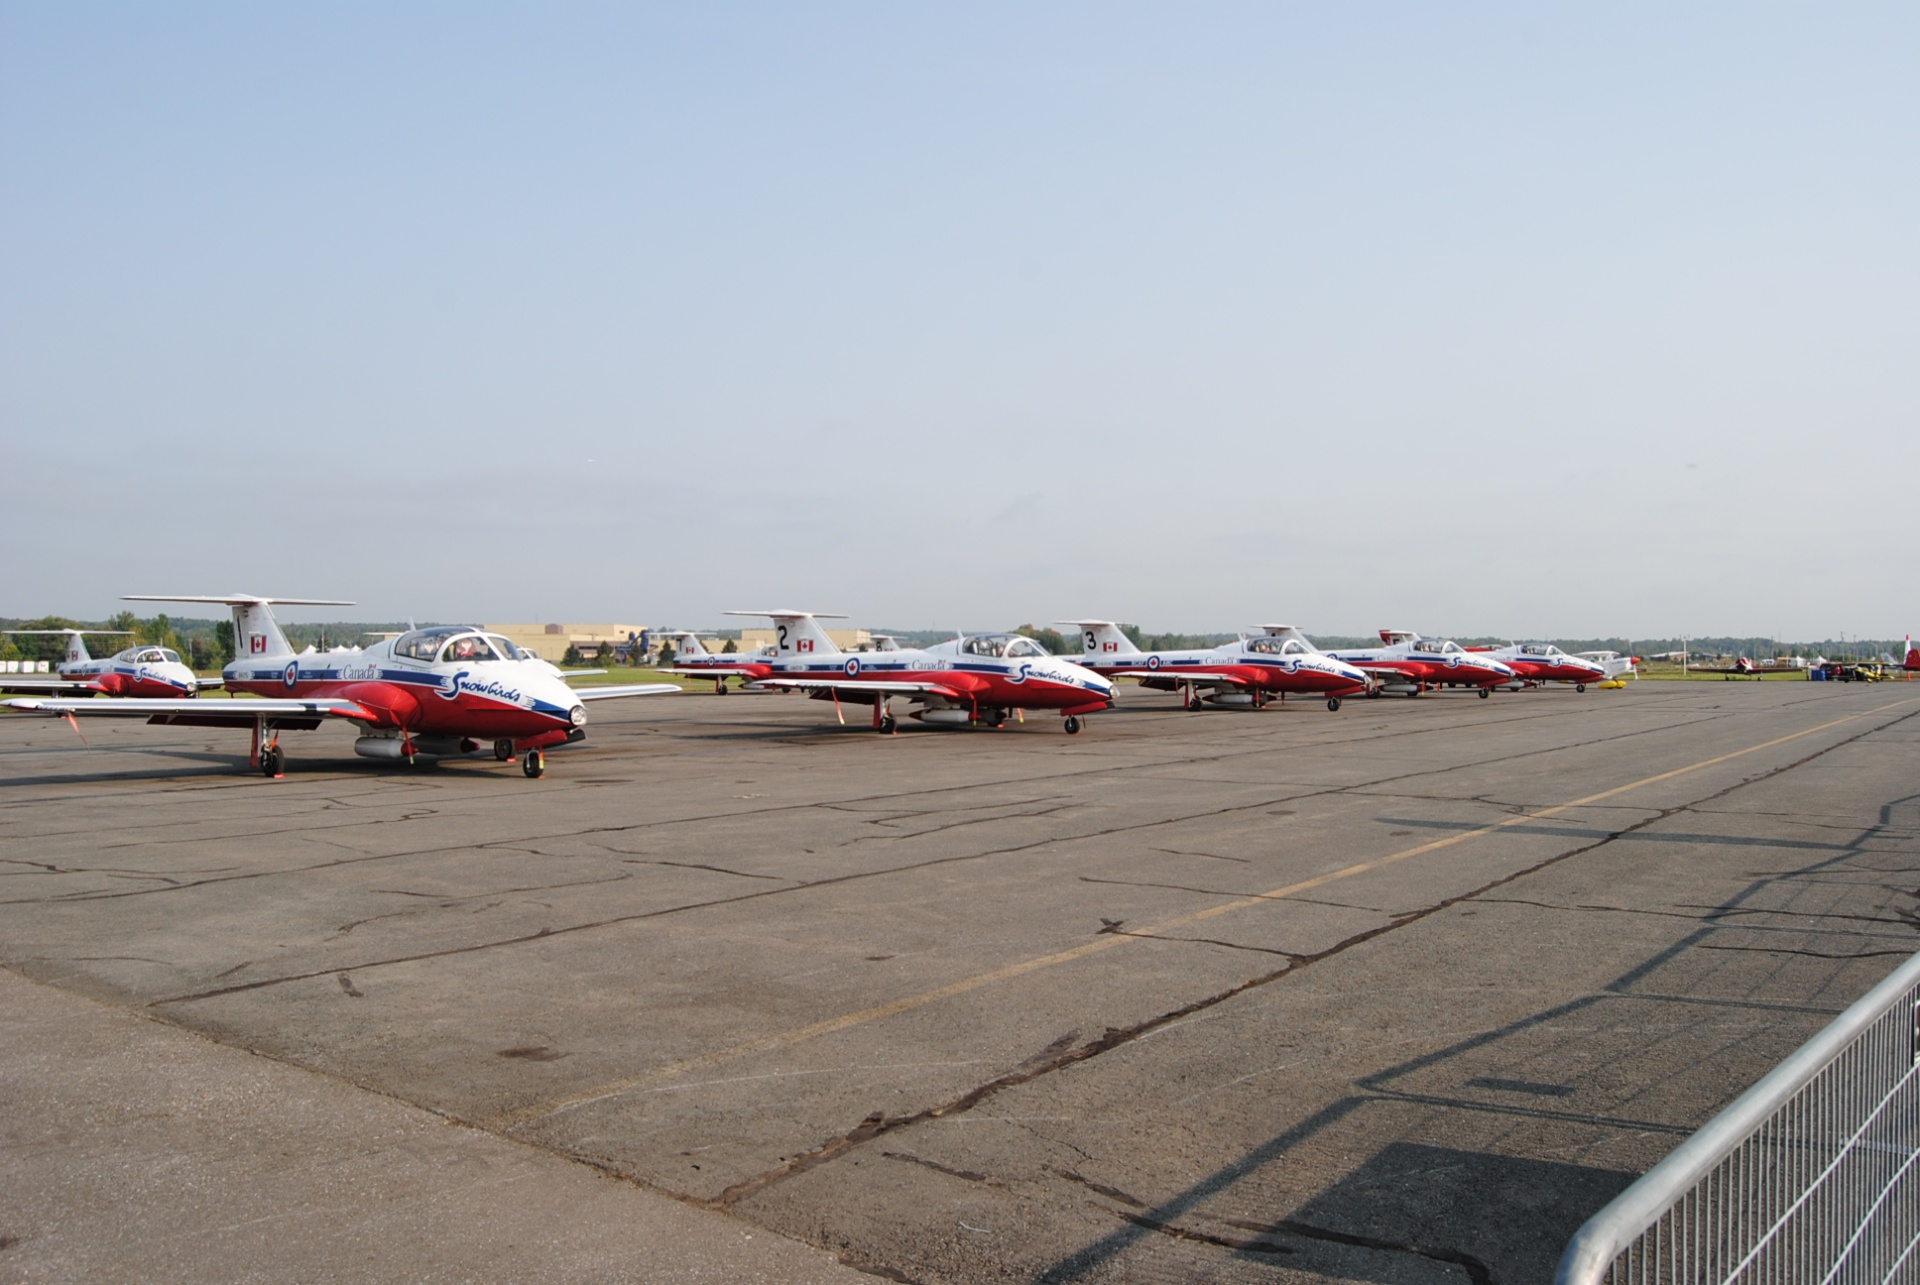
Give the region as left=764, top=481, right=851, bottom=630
left=1036, top=793, right=1920, bottom=1284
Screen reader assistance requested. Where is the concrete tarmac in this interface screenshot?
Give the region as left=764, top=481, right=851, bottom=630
left=2, top=680, right=1917, bottom=1283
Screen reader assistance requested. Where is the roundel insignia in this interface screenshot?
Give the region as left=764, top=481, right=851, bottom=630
left=845, top=657, right=861, bottom=676
left=1146, top=655, right=1160, bottom=670
left=283, top=662, right=299, bottom=689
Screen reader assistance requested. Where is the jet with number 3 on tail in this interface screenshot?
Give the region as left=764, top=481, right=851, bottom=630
left=1061, top=620, right=1371, bottom=712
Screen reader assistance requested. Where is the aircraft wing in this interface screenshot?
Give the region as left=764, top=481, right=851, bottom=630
left=749, top=677, right=967, bottom=699
left=4, top=696, right=379, bottom=725
left=575, top=684, right=681, bottom=702
left=1363, top=665, right=1421, bottom=683
left=1109, top=668, right=1251, bottom=688
left=0, top=678, right=101, bottom=696
left=662, top=665, right=765, bottom=679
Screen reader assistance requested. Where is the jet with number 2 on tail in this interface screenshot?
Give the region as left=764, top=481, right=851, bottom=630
left=4, top=594, right=675, bottom=779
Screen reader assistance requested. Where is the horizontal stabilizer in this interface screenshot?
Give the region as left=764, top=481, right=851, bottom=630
left=4, top=696, right=377, bottom=723
left=575, top=684, right=680, bottom=702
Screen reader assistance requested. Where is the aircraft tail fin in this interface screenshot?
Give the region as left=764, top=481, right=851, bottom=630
left=1906, top=635, right=1918, bottom=671
left=1058, top=620, right=1139, bottom=657
left=124, top=595, right=353, bottom=662
left=663, top=631, right=712, bottom=658
left=722, top=610, right=845, bottom=658
left=2, top=628, right=131, bottom=665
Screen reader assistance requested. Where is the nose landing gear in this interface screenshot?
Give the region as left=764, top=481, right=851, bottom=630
left=522, top=749, right=545, bottom=779
left=1063, top=715, right=1083, bottom=735
left=1326, top=697, right=1341, bottom=712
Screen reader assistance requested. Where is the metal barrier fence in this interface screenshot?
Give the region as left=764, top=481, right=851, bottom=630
left=1557, top=949, right=1920, bottom=1284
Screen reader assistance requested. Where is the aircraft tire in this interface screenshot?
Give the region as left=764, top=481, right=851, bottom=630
left=522, top=749, right=545, bottom=779
left=1576, top=683, right=1586, bottom=693
left=494, top=739, right=513, bottom=761
left=261, top=746, right=283, bottom=778
left=1479, top=688, right=1490, bottom=699
left=985, top=708, right=1005, bottom=728
left=1063, top=715, right=1082, bottom=735
left=878, top=715, right=896, bottom=734
left=1326, top=697, right=1341, bottom=712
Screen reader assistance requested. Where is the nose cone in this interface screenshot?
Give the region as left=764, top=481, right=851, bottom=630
left=1062, top=659, right=1113, bottom=699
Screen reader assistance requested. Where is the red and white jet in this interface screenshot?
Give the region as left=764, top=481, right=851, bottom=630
left=725, top=611, right=1113, bottom=733
left=1061, top=620, right=1371, bottom=712
left=1322, top=629, right=1518, bottom=697
left=661, top=631, right=775, bottom=693
left=4, top=594, right=675, bottom=778
left=1, top=628, right=219, bottom=698
left=1469, top=642, right=1609, bottom=692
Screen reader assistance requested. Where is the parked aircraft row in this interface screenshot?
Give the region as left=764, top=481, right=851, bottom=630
left=13, top=596, right=1893, bottom=783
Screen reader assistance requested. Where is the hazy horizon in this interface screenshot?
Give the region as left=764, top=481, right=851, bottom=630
left=4, top=5, right=1915, bottom=638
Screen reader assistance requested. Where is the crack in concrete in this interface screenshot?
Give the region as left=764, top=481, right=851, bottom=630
left=694, top=704, right=1920, bottom=1216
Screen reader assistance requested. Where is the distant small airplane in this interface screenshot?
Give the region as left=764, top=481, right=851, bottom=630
left=1688, top=656, right=1796, bottom=679
left=0, top=628, right=218, bottom=698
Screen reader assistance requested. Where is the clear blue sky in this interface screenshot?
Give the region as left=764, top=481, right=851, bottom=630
left=4, top=4, right=1915, bottom=639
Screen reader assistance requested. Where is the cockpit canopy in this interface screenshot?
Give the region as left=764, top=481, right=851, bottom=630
left=1246, top=636, right=1310, bottom=655
left=1520, top=643, right=1561, bottom=657
left=132, top=647, right=180, bottom=664
left=959, top=633, right=1049, bottom=659
left=1418, top=639, right=1462, bottom=654
left=393, top=627, right=516, bottom=664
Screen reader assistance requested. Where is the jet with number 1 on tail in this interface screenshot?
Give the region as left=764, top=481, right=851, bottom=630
left=4, top=594, right=675, bottom=779
left=725, top=611, right=1112, bottom=733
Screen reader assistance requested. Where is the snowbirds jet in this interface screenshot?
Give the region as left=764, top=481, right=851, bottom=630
left=2, top=595, right=675, bottom=778
left=660, top=631, right=776, bottom=693
left=0, top=628, right=221, bottom=698
left=1467, top=642, right=1608, bottom=692
left=1060, top=620, right=1371, bottom=712
left=724, top=611, right=1113, bottom=733
left=1320, top=629, right=1517, bottom=697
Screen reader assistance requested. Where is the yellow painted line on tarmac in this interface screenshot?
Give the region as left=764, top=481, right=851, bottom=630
left=491, top=698, right=1917, bottom=1133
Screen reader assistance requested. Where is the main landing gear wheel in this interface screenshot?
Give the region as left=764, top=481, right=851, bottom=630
left=877, top=714, right=896, bottom=734
left=1326, top=697, right=1341, bottom=712
left=984, top=708, right=1006, bottom=728
left=494, top=739, right=513, bottom=761
left=260, top=746, right=284, bottom=778
left=522, top=749, right=545, bottom=779
left=1479, top=688, right=1491, bottom=699
left=1063, top=715, right=1082, bottom=735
